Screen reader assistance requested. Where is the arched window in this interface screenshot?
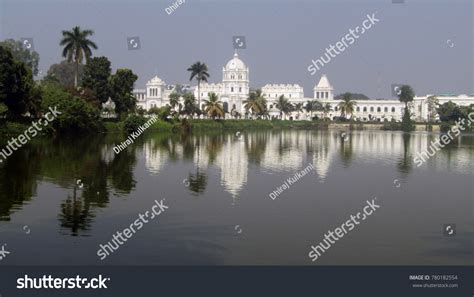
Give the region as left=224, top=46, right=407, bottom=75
left=377, top=107, right=381, bottom=112
left=356, top=107, right=360, bottom=112
left=239, top=87, right=242, bottom=92
left=238, top=75, right=242, bottom=79
left=384, top=107, right=388, bottom=112
left=223, top=102, right=229, bottom=112
left=370, top=107, right=374, bottom=112
left=231, top=75, right=235, bottom=79
left=231, top=87, right=234, bottom=92
left=363, top=107, right=367, bottom=112
left=391, top=107, right=395, bottom=113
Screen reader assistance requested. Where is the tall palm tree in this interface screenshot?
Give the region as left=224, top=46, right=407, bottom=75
left=323, top=103, right=332, bottom=119
left=187, top=62, right=210, bottom=112
left=60, top=26, right=98, bottom=88
left=337, top=92, right=357, bottom=119
left=398, top=85, right=415, bottom=112
left=275, top=95, right=291, bottom=119
left=203, top=92, right=225, bottom=119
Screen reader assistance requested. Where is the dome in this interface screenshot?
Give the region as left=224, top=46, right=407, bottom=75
left=225, top=52, right=247, bottom=70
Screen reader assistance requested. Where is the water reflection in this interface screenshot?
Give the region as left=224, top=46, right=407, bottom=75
left=0, top=130, right=472, bottom=236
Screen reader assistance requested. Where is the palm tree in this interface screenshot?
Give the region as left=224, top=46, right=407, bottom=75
left=275, top=95, right=291, bottom=119
left=203, top=92, right=225, bottom=119
left=169, top=92, right=180, bottom=115
left=182, top=93, right=198, bottom=118
left=337, top=92, right=357, bottom=119
left=60, top=26, right=98, bottom=88
left=244, top=90, right=267, bottom=117
left=398, top=85, right=415, bottom=131
left=305, top=100, right=322, bottom=119
left=294, top=103, right=304, bottom=119
left=187, top=62, right=210, bottom=112
left=323, top=103, right=332, bottom=119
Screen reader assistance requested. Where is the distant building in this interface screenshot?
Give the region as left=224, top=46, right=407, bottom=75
left=132, top=52, right=474, bottom=121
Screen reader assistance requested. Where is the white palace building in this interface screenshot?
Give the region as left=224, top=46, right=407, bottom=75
left=132, top=52, right=474, bottom=122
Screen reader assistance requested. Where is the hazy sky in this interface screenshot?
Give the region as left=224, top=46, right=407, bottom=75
left=1, top=0, right=472, bottom=98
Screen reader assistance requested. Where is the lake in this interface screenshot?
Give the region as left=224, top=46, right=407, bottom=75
left=0, top=129, right=472, bottom=265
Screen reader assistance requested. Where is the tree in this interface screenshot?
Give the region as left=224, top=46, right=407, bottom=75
left=187, top=62, right=209, bottom=111
left=182, top=93, right=199, bottom=118
left=109, top=69, right=138, bottom=117
left=168, top=92, right=180, bottom=115
left=0, top=39, right=40, bottom=76
left=337, top=92, right=357, bottom=119
left=322, top=103, right=332, bottom=119
left=41, top=81, right=102, bottom=133
left=305, top=100, right=322, bottom=119
left=275, top=95, right=291, bottom=119
left=0, top=46, right=35, bottom=118
left=203, top=92, right=225, bottom=119
left=44, top=60, right=84, bottom=87
left=244, top=90, right=267, bottom=117
left=60, top=26, right=98, bottom=88
left=82, top=56, right=111, bottom=105
left=294, top=103, right=304, bottom=119
left=398, top=85, right=415, bottom=131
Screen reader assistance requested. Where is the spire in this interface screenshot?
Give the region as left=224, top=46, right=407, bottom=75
left=234, top=50, right=238, bottom=58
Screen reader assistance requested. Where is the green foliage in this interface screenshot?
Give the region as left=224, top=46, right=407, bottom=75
left=0, top=46, right=35, bottom=118
left=41, top=82, right=102, bottom=133
left=109, top=69, right=138, bottom=116
left=148, top=106, right=171, bottom=121
left=123, top=114, right=147, bottom=134
left=437, top=101, right=464, bottom=122
left=337, top=92, right=357, bottom=119
left=82, top=56, right=111, bottom=105
left=0, top=39, right=40, bottom=76
left=44, top=60, right=84, bottom=87
left=398, top=85, right=415, bottom=106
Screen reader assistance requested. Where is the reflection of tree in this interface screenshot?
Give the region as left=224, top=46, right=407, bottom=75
left=187, top=170, right=207, bottom=196
left=397, top=133, right=412, bottom=175
left=205, top=134, right=224, bottom=165
left=339, top=133, right=354, bottom=167
left=245, top=132, right=267, bottom=165
left=109, top=148, right=137, bottom=195
left=0, top=143, right=41, bottom=220
left=59, top=184, right=93, bottom=236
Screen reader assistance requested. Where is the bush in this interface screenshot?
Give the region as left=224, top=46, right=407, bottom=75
left=440, top=122, right=451, bottom=133
left=41, top=82, right=103, bottom=134
left=123, top=114, right=147, bottom=134
left=382, top=119, right=400, bottom=131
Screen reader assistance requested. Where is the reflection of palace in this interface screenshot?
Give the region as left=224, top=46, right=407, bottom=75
left=142, top=132, right=472, bottom=197
left=132, top=52, right=474, bottom=121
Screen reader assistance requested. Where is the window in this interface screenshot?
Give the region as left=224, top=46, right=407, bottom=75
left=377, top=107, right=381, bottom=112
left=239, top=87, right=242, bottom=92
left=391, top=107, right=395, bottom=113
left=231, top=75, right=235, bottom=79
left=316, top=92, right=320, bottom=99
left=238, top=75, right=242, bottom=79
left=370, top=107, right=374, bottom=112
left=289, top=94, right=292, bottom=98
left=356, top=107, right=360, bottom=112
left=231, top=87, right=234, bottom=92
left=325, top=92, right=328, bottom=98
left=384, top=107, right=388, bottom=112
left=363, top=107, right=367, bottom=112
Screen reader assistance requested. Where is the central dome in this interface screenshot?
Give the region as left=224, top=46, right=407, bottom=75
left=225, top=52, right=246, bottom=70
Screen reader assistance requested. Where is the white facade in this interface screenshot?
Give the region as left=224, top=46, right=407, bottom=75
left=132, top=52, right=474, bottom=121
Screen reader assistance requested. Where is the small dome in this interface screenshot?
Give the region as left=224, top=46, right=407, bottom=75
left=315, top=74, right=333, bottom=89
left=225, top=52, right=246, bottom=70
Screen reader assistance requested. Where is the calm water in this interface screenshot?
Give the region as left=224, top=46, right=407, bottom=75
left=0, top=130, right=472, bottom=265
